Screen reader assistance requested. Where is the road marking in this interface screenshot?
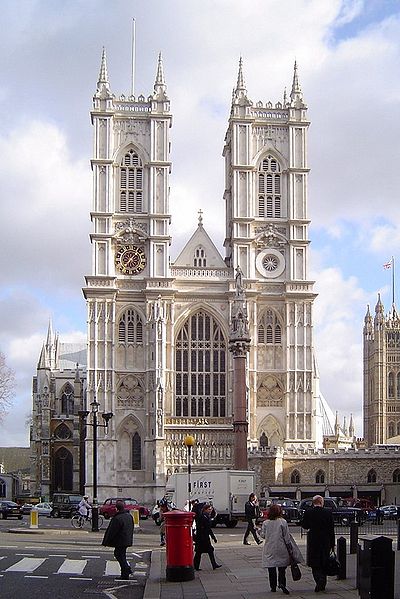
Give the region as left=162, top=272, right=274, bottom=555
left=49, top=554, right=67, bottom=557
left=6, top=558, right=46, bottom=572
left=24, top=575, right=48, bottom=579
left=81, top=555, right=100, bottom=558
left=16, top=553, right=34, bottom=556
left=0, top=546, right=18, bottom=549
left=56, top=559, right=87, bottom=575
left=105, top=561, right=120, bottom=576
left=69, top=577, right=92, bottom=581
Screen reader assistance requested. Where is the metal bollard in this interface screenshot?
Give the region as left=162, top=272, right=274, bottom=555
left=350, top=520, right=358, bottom=554
left=336, top=536, right=346, bottom=579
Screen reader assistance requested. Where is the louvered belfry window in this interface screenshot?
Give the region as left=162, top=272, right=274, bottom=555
left=257, top=309, right=282, bottom=345
left=258, top=155, right=281, bottom=218
left=175, top=311, right=226, bottom=417
left=119, top=150, right=143, bottom=213
left=118, top=309, right=143, bottom=344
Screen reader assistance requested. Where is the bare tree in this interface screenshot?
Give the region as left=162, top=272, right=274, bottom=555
left=0, top=351, right=15, bottom=423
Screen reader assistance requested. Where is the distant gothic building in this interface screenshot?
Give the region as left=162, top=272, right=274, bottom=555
left=363, top=295, right=400, bottom=446
left=81, top=50, right=335, bottom=504
left=30, top=324, right=86, bottom=500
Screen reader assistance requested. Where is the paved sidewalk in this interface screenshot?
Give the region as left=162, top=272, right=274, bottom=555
left=144, top=535, right=362, bottom=599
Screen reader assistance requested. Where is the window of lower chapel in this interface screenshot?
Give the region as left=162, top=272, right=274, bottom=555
left=0, top=478, right=5, bottom=497
left=367, top=469, right=377, bottom=483
left=388, top=422, right=395, bottom=438
left=175, top=311, right=226, bottom=417
left=290, top=470, right=300, bottom=484
left=60, top=384, right=74, bottom=416
left=315, top=470, right=325, bottom=484
left=393, top=469, right=400, bottom=483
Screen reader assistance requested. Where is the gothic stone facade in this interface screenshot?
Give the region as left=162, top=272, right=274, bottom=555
left=82, top=52, right=323, bottom=504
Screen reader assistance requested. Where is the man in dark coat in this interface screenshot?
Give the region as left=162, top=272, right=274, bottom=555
left=301, top=495, right=335, bottom=592
left=102, top=499, right=134, bottom=579
left=193, top=503, right=222, bottom=571
left=243, top=493, right=262, bottom=545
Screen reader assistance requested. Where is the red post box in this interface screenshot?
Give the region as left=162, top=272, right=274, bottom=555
left=164, top=510, right=195, bottom=581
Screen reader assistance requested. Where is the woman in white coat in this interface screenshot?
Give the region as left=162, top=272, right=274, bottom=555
left=260, top=503, right=303, bottom=594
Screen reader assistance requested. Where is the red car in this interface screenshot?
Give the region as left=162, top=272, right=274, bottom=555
left=99, top=498, right=150, bottom=520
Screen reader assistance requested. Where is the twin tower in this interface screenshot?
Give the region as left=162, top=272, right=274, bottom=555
left=82, top=50, right=324, bottom=502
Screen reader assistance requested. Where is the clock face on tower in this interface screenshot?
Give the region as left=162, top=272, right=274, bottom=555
left=115, top=245, right=146, bottom=275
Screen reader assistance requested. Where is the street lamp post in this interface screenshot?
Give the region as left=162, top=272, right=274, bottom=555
left=184, top=435, right=195, bottom=508
left=79, top=400, right=113, bottom=532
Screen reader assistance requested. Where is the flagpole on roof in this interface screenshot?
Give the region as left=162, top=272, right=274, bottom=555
left=393, top=256, right=395, bottom=306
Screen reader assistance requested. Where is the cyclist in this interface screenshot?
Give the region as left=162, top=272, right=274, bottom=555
left=78, top=495, right=91, bottom=526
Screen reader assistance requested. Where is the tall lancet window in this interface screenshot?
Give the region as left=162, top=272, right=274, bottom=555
left=193, top=246, right=207, bottom=267
left=118, top=309, right=143, bottom=344
left=119, top=149, right=143, bottom=213
left=175, top=311, right=226, bottom=417
left=258, top=155, right=282, bottom=218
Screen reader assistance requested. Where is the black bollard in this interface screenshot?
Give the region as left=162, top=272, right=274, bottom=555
left=350, top=520, right=358, bottom=554
left=336, top=536, right=346, bottom=580
left=358, top=536, right=394, bottom=599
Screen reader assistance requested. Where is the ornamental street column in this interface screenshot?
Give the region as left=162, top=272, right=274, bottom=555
left=229, top=267, right=251, bottom=470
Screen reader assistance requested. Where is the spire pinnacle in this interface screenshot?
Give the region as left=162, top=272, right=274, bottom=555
left=290, top=60, right=305, bottom=107
left=234, top=56, right=248, bottom=98
left=198, top=209, right=203, bottom=227
left=152, top=51, right=168, bottom=99
left=97, top=47, right=110, bottom=91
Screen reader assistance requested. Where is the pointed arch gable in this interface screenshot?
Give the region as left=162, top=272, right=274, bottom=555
left=117, top=415, right=144, bottom=471
left=257, top=414, right=284, bottom=448
left=253, top=147, right=288, bottom=172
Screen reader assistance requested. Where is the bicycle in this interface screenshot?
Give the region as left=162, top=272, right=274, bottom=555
left=71, top=511, right=104, bottom=529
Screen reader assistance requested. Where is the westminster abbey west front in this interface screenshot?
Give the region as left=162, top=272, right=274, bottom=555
left=79, top=48, right=340, bottom=505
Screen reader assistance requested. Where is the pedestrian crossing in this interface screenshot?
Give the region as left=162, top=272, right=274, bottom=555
left=0, top=552, right=150, bottom=580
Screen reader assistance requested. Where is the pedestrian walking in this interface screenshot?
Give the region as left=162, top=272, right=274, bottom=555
left=243, top=492, right=262, bottom=545
left=300, top=495, right=335, bottom=593
left=193, top=503, right=222, bottom=571
left=102, top=499, right=134, bottom=580
left=260, top=503, right=303, bottom=594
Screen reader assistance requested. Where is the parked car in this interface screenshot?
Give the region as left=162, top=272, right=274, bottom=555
left=258, top=498, right=300, bottom=523
left=21, top=503, right=35, bottom=515
left=99, top=498, right=150, bottom=520
left=380, top=505, right=400, bottom=519
left=298, top=497, right=366, bottom=525
left=51, top=493, right=83, bottom=518
left=34, top=502, right=53, bottom=516
left=0, top=501, right=23, bottom=520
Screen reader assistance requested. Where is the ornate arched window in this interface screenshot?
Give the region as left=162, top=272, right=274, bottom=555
left=393, top=469, right=400, bottom=483
left=193, top=246, right=207, bottom=267
left=367, top=469, right=377, bottom=483
left=131, top=432, right=142, bottom=470
left=260, top=432, right=269, bottom=447
left=388, top=372, right=394, bottom=398
left=397, top=373, right=400, bottom=399
left=119, top=149, right=143, bottom=213
left=258, top=155, right=282, bottom=218
left=61, top=384, right=74, bottom=416
left=315, top=470, right=325, bottom=484
left=388, top=422, right=395, bottom=438
left=118, top=309, right=143, bottom=344
left=258, top=309, right=282, bottom=345
left=54, top=423, right=71, bottom=440
left=290, top=470, right=300, bottom=484
left=0, top=478, right=6, bottom=497
left=175, top=311, right=226, bottom=417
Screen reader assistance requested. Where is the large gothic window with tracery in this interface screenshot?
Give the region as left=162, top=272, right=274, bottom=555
left=118, top=309, right=143, bottom=344
left=119, top=149, right=143, bottom=213
left=175, top=311, right=226, bottom=417
left=258, top=309, right=282, bottom=345
left=258, top=155, right=282, bottom=218
left=61, top=384, right=74, bottom=416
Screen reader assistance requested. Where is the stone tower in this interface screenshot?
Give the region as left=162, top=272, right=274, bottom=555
left=363, top=295, right=400, bottom=446
left=223, top=60, right=320, bottom=450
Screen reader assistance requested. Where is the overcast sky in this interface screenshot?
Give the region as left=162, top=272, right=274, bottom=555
left=1, top=0, right=399, bottom=446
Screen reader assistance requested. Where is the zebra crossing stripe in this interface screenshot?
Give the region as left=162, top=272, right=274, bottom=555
left=105, top=560, right=121, bottom=576
left=56, top=559, right=87, bottom=575
left=6, top=558, right=46, bottom=572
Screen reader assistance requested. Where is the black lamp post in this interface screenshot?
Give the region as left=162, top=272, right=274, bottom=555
left=79, top=399, right=113, bottom=532
left=184, top=435, right=195, bottom=507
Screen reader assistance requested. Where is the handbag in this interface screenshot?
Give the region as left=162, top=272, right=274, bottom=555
left=325, top=550, right=340, bottom=576
left=281, top=526, right=302, bottom=582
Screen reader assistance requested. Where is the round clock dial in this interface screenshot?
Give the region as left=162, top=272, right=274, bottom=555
left=115, top=245, right=146, bottom=275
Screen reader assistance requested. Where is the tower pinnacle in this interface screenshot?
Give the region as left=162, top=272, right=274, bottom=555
left=234, top=57, right=248, bottom=99
left=97, top=47, right=110, bottom=92
left=153, top=52, right=167, bottom=98
left=290, top=60, right=306, bottom=107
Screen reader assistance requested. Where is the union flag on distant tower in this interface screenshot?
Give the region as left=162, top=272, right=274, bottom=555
left=383, top=259, right=393, bottom=270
